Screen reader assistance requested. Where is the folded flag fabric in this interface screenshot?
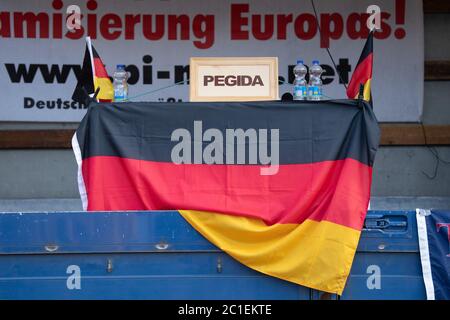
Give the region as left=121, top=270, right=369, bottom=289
left=347, top=31, right=373, bottom=103
left=72, top=100, right=380, bottom=295
left=416, top=209, right=450, bottom=300
left=72, top=37, right=114, bottom=104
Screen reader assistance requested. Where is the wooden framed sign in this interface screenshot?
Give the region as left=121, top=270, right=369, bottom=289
left=189, top=57, right=279, bottom=102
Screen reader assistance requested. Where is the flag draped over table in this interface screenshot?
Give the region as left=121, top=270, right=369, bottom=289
left=347, top=31, right=373, bottom=102
left=72, top=100, right=380, bottom=295
left=72, top=37, right=114, bottom=104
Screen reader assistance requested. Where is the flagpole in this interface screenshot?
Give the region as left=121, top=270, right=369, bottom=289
left=85, top=36, right=96, bottom=99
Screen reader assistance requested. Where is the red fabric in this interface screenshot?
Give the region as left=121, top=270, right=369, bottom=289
left=347, top=53, right=373, bottom=99
left=93, top=57, right=110, bottom=79
left=82, top=156, right=372, bottom=230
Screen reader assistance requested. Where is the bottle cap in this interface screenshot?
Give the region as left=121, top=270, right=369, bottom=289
left=117, top=64, right=126, bottom=69
left=297, top=60, right=304, bottom=64
left=312, top=60, right=320, bottom=65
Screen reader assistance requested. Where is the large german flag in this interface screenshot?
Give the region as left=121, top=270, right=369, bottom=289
left=72, top=100, right=380, bottom=295
left=72, top=37, right=114, bottom=104
left=347, top=31, right=373, bottom=102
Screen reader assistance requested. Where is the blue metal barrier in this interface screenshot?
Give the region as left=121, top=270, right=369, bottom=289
left=0, top=210, right=426, bottom=300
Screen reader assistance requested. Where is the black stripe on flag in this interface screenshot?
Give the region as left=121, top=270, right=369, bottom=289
left=76, top=100, right=380, bottom=167
left=72, top=44, right=95, bottom=105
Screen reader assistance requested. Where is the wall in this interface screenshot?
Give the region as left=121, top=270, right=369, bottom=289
left=0, top=6, right=449, bottom=210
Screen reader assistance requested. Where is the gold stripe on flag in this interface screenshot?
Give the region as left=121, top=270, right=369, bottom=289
left=94, top=77, right=114, bottom=101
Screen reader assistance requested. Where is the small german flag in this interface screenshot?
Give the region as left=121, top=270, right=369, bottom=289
left=347, top=31, right=373, bottom=103
left=72, top=37, right=114, bottom=104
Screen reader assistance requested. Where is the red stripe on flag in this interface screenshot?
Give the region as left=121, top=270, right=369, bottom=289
left=93, top=57, right=110, bottom=79
left=347, top=53, right=373, bottom=99
left=82, top=156, right=372, bottom=230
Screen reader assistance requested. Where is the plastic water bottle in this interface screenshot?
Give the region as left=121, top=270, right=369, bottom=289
left=308, top=60, right=324, bottom=101
left=113, top=64, right=128, bottom=102
left=293, top=60, right=308, bottom=100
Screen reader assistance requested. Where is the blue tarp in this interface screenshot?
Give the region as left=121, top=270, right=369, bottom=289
left=417, top=209, right=450, bottom=300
